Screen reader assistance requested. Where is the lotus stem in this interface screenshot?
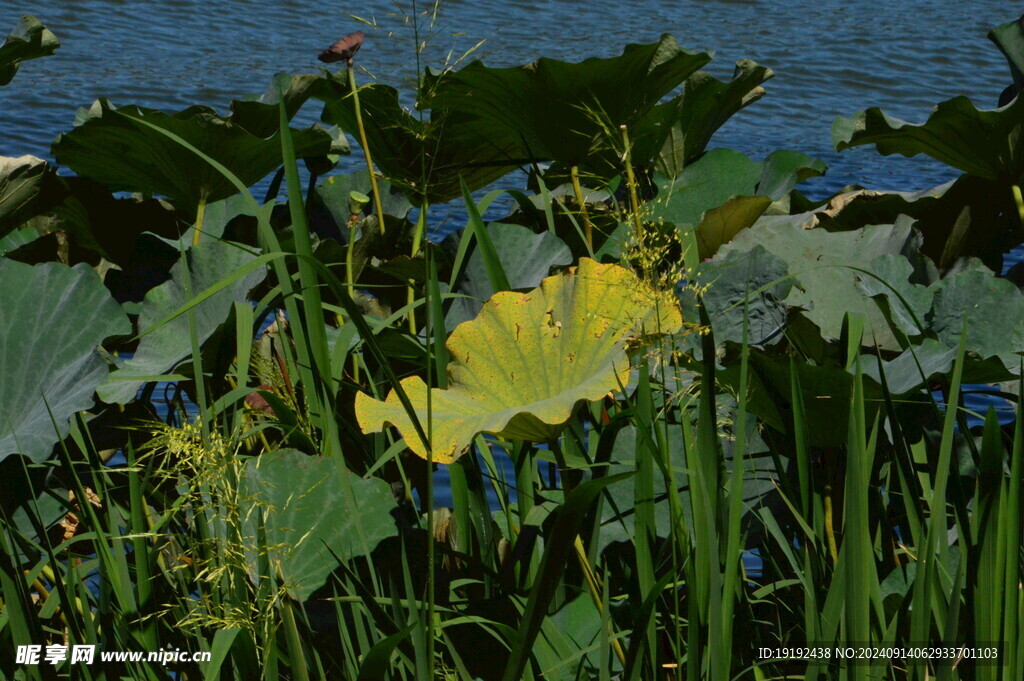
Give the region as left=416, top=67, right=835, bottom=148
left=345, top=218, right=357, bottom=296
left=619, top=125, right=643, bottom=239
left=347, top=66, right=386, bottom=236
left=1013, top=184, right=1024, bottom=229
left=570, top=165, right=593, bottom=249
left=191, top=198, right=207, bottom=246
left=345, top=219, right=361, bottom=383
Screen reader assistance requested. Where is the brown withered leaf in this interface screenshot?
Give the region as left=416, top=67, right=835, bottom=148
left=244, top=384, right=276, bottom=415
left=58, top=487, right=102, bottom=542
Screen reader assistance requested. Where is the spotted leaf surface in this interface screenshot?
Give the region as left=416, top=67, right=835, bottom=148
left=356, top=258, right=682, bottom=462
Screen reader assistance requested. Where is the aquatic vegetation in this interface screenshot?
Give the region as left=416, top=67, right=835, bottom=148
left=0, top=11, right=1023, bottom=681
left=0, top=14, right=58, bottom=86
left=0, top=259, right=129, bottom=462
left=356, top=258, right=682, bottom=462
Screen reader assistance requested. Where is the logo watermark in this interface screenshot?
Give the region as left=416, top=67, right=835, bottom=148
left=16, top=644, right=211, bottom=666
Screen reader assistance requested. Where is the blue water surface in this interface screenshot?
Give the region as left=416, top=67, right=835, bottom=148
left=0, top=0, right=1015, bottom=196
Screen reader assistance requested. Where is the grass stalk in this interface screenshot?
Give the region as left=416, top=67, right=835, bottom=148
left=570, top=164, right=593, bottom=249
left=619, top=125, right=643, bottom=239
left=347, top=65, right=386, bottom=236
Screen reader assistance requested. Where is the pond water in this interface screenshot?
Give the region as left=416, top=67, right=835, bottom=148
left=3, top=2, right=1020, bottom=513
left=0, top=0, right=1016, bottom=196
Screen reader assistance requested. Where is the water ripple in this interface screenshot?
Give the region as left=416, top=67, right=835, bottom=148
left=0, top=0, right=1015, bottom=195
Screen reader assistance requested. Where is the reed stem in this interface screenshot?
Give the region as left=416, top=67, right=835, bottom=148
left=619, top=125, right=643, bottom=239
left=570, top=165, right=593, bottom=249
left=407, top=200, right=428, bottom=333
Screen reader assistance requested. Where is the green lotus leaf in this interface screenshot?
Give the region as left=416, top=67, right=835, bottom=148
left=687, top=244, right=792, bottom=348
left=0, top=155, right=68, bottom=237
left=716, top=343, right=866, bottom=447
left=652, top=59, right=774, bottom=178
left=356, top=258, right=682, bottom=462
left=860, top=339, right=957, bottom=395
left=313, top=170, right=413, bottom=229
left=990, top=15, right=1024, bottom=102
left=52, top=99, right=334, bottom=214
left=854, top=254, right=937, bottom=337
left=0, top=260, right=129, bottom=463
left=857, top=254, right=1024, bottom=374
left=927, top=270, right=1024, bottom=359
left=427, top=34, right=710, bottom=169
left=98, top=240, right=266, bottom=404
left=238, top=449, right=396, bottom=602
left=155, top=193, right=258, bottom=249
left=718, top=215, right=923, bottom=349
left=0, top=224, right=41, bottom=256
left=446, top=222, right=572, bottom=329
left=318, top=77, right=523, bottom=203
left=651, top=148, right=826, bottom=259
left=232, top=74, right=350, bottom=178
left=832, top=94, right=1024, bottom=183
left=0, top=15, right=58, bottom=87
left=750, top=176, right=1016, bottom=272
left=872, top=266, right=1024, bottom=372
left=230, top=72, right=340, bottom=140
left=597, top=421, right=779, bottom=553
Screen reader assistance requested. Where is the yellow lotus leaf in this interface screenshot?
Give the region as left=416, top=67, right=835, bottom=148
left=355, top=258, right=682, bottom=463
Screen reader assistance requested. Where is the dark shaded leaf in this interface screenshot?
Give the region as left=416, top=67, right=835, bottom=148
left=53, top=99, right=334, bottom=213
left=0, top=155, right=68, bottom=236
left=97, top=240, right=267, bottom=404
left=0, top=261, right=129, bottom=462
left=990, top=15, right=1024, bottom=104
left=833, top=95, right=1024, bottom=183
left=653, top=59, right=774, bottom=177
left=318, top=76, right=523, bottom=202
left=239, top=449, right=397, bottom=601
left=429, top=34, right=710, bottom=168
left=0, top=15, right=58, bottom=86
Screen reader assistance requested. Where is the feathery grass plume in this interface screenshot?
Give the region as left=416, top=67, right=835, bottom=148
left=144, top=420, right=291, bottom=643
